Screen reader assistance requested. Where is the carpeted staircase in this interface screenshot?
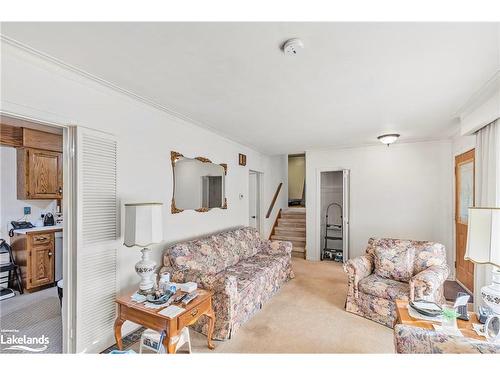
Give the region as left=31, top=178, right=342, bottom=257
left=270, top=208, right=306, bottom=259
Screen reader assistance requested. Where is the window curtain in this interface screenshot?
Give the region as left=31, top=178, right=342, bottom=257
left=474, top=119, right=500, bottom=308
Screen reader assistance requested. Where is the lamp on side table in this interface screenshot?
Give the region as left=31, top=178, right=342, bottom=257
left=124, top=202, right=163, bottom=295
left=465, top=207, right=500, bottom=314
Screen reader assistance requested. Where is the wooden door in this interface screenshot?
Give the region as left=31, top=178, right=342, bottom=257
left=455, top=149, right=475, bottom=292
left=30, top=242, right=54, bottom=288
left=28, top=148, right=63, bottom=199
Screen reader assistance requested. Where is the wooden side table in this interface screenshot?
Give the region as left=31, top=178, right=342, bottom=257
left=114, top=289, right=216, bottom=353
left=395, top=299, right=485, bottom=341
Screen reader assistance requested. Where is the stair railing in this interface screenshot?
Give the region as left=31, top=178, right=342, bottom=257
left=266, top=182, right=283, bottom=219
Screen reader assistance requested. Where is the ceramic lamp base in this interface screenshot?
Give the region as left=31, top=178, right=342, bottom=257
left=135, top=248, right=157, bottom=295
left=481, top=268, right=500, bottom=315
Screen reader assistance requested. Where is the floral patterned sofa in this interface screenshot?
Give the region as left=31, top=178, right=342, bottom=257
left=394, top=324, right=500, bottom=354
left=160, top=227, right=294, bottom=340
left=344, top=238, right=449, bottom=327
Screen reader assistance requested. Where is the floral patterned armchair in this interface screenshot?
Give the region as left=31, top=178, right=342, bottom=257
left=160, top=227, right=294, bottom=341
left=344, top=238, right=449, bottom=327
left=394, top=324, right=500, bottom=354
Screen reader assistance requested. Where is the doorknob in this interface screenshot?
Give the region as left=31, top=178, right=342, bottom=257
left=251, top=216, right=256, bottom=219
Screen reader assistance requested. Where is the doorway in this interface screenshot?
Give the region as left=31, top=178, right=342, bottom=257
left=455, top=149, right=475, bottom=293
left=317, top=169, right=350, bottom=262
left=0, top=114, right=68, bottom=353
left=288, top=154, right=305, bottom=207
left=249, top=171, right=262, bottom=233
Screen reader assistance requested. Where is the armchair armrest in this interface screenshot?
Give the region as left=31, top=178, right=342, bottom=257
left=394, top=324, right=500, bottom=354
left=261, top=239, right=293, bottom=255
left=410, top=265, right=449, bottom=301
left=344, top=254, right=374, bottom=279
left=160, top=266, right=237, bottom=295
left=343, top=254, right=374, bottom=297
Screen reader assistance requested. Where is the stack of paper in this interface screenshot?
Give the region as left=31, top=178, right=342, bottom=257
left=159, top=305, right=185, bottom=318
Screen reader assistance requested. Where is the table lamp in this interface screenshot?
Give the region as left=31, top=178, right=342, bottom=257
left=124, top=203, right=163, bottom=295
left=465, top=207, right=500, bottom=314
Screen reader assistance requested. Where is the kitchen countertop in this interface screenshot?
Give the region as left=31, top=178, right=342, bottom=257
left=13, top=224, right=63, bottom=235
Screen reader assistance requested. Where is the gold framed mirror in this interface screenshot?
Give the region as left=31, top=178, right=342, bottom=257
left=171, top=151, right=227, bottom=214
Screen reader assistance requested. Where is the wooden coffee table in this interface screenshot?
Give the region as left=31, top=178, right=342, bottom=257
left=114, top=289, right=216, bottom=353
left=395, top=299, right=485, bottom=341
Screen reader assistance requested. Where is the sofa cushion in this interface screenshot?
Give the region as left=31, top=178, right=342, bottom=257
left=168, top=227, right=263, bottom=274
left=225, top=252, right=288, bottom=292
left=373, top=238, right=415, bottom=282
left=219, top=227, right=263, bottom=261
left=358, top=274, right=410, bottom=301
left=411, top=241, right=447, bottom=274
left=168, top=234, right=229, bottom=274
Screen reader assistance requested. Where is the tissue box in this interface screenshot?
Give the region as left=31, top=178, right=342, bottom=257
left=180, top=282, right=197, bottom=293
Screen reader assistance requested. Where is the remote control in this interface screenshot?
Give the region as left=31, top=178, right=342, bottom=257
left=181, top=291, right=198, bottom=306
left=456, top=292, right=470, bottom=321
left=174, top=293, right=185, bottom=303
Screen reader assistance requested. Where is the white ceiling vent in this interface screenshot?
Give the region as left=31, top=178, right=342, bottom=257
left=283, top=38, right=304, bottom=56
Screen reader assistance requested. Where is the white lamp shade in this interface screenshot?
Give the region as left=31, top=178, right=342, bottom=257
left=465, top=208, right=500, bottom=268
left=124, top=203, right=163, bottom=247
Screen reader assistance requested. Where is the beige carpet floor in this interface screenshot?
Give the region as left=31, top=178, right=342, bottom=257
left=128, top=258, right=395, bottom=354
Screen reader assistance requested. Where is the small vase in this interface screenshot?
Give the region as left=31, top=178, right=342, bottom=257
left=441, top=305, right=458, bottom=330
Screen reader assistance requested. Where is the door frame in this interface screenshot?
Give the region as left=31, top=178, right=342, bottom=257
left=0, top=110, right=76, bottom=353
left=454, top=148, right=475, bottom=293
left=249, top=170, right=264, bottom=235
left=315, top=167, right=350, bottom=262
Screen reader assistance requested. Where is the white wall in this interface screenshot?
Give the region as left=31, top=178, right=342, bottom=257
left=306, top=140, right=454, bottom=271
left=288, top=155, right=305, bottom=200
left=0, top=41, right=288, bottom=292
left=461, top=85, right=500, bottom=135
left=0, top=146, right=58, bottom=238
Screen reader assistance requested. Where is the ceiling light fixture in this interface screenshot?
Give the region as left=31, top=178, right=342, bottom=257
left=377, top=133, right=400, bottom=146
left=283, top=38, right=304, bottom=56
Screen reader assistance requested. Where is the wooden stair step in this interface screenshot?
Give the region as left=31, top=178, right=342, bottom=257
left=278, top=218, right=305, bottom=224
left=271, top=237, right=306, bottom=248
left=271, top=234, right=306, bottom=242
left=275, top=227, right=306, bottom=236
left=292, top=246, right=305, bottom=253
left=282, top=213, right=306, bottom=219
left=291, top=249, right=306, bottom=259
left=283, top=208, right=306, bottom=214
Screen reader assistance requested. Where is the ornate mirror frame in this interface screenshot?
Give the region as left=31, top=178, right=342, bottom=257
left=171, top=151, right=228, bottom=214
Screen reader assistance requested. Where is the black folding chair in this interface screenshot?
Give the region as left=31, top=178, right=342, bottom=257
left=0, top=239, right=24, bottom=295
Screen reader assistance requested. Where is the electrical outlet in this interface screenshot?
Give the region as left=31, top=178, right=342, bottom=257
left=24, top=206, right=31, bottom=215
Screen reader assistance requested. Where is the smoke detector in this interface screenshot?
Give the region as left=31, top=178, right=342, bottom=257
left=283, top=38, right=304, bottom=56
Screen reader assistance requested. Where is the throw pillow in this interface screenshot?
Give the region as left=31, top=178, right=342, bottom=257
left=373, top=239, right=415, bottom=282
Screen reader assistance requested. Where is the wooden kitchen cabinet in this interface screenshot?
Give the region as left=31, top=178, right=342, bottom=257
left=1, top=120, right=62, bottom=152
left=11, top=231, right=56, bottom=291
left=17, top=147, right=63, bottom=199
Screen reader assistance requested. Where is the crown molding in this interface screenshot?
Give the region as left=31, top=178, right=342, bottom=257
left=303, top=135, right=452, bottom=154
left=0, top=34, right=270, bottom=156
left=456, top=69, right=500, bottom=119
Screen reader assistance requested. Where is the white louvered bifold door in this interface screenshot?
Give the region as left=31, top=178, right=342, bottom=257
left=342, top=169, right=350, bottom=262
left=75, top=127, right=118, bottom=353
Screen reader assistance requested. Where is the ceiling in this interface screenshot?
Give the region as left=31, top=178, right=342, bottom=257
left=2, top=22, right=499, bottom=154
